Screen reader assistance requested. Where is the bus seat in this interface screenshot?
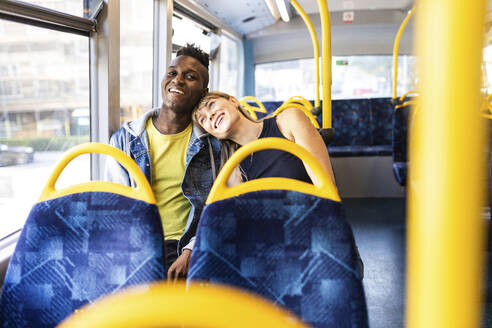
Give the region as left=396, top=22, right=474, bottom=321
left=187, top=138, right=368, bottom=328
left=58, top=282, right=308, bottom=328
left=318, top=127, right=336, bottom=145
left=0, top=143, right=166, bottom=328
left=392, top=102, right=412, bottom=185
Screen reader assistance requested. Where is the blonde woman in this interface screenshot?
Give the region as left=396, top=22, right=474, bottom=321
left=193, top=91, right=336, bottom=187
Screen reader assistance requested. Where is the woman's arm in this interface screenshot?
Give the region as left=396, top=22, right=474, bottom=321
left=276, top=107, right=336, bottom=186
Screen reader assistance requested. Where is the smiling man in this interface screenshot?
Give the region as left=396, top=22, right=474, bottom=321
left=105, top=44, right=220, bottom=280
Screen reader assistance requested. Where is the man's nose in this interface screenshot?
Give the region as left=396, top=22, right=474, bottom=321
left=173, top=73, right=185, bottom=84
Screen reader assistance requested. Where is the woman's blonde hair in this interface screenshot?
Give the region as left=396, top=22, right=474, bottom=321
left=192, top=91, right=259, bottom=169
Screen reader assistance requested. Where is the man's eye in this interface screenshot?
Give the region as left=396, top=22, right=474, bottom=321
left=186, top=74, right=196, bottom=80
left=167, top=71, right=176, bottom=76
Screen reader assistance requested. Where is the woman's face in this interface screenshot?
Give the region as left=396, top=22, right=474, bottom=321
left=195, top=97, right=241, bottom=139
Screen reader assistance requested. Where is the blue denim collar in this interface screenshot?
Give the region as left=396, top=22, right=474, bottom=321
left=122, top=108, right=218, bottom=181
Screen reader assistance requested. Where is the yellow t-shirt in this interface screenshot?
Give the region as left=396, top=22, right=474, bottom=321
left=146, top=118, right=192, bottom=240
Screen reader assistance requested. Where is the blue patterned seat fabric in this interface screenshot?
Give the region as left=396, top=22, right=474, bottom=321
left=392, top=104, right=411, bottom=186
left=258, top=98, right=394, bottom=157
left=0, top=192, right=166, bottom=328
left=188, top=190, right=368, bottom=328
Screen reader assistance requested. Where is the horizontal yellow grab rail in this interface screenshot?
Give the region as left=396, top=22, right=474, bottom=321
left=399, top=90, right=419, bottom=102
left=285, top=96, right=314, bottom=110
left=240, top=96, right=267, bottom=113
left=273, top=102, right=320, bottom=129
left=207, top=137, right=340, bottom=204
left=239, top=101, right=259, bottom=120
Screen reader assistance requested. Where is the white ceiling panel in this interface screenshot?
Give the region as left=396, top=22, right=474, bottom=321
left=191, top=0, right=415, bottom=36
left=194, top=0, right=276, bottom=35
left=296, top=0, right=414, bottom=13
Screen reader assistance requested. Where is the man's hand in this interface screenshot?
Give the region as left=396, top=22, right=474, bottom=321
left=167, top=249, right=192, bottom=281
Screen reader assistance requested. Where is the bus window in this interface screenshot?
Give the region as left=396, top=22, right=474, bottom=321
left=255, top=55, right=417, bottom=101
left=172, top=14, right=211, bottom=54
left=332, top=55, right=417, bottom=99
left=120, top=0, right=153, bottom=124
left=25, top=0, right=87, bottom=18
left=219, top=35, right=240, bottom=97
left=255, top=58, right=317, bottom=102
left=0, top=19, right=90, bottom=239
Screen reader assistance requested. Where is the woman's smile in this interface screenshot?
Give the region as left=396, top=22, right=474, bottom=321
left=214, top=113, right=225, bottom=129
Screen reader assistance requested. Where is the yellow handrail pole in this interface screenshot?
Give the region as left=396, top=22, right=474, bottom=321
left=290, top=0, right=320, bottom=108
left=407, top=1, right=487, bottom=327
left=317, top=0, right=331, bottom=128
left=392, top=6, right=415, bottom=101
left=399, top=90, right=419, bottom=103
left=240, top=96, right=268, bottom=113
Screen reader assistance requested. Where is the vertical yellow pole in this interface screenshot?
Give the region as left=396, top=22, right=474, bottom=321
left=407, top=1, right=487, bottom=327
left=317, top=0, right=331, bottom=128
left=392, top=6, right=415, bottom=101
left=290, top=0, right=320, bottom=108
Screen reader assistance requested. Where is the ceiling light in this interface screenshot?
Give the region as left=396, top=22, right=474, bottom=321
left=264, top=0, right=280, bottom=21
left=275, top=0, right=290, bottom=22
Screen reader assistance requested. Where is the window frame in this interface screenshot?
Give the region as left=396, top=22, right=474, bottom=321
left=0, top=0, right=97, bottom=243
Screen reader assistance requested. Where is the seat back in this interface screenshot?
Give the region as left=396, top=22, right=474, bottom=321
left=58, top=282, right=308, bottom=328
left=0, top=143, right=166, bottom=328
left=392, top=102, right=413, bottom=185
left=188, top=138, right=368, bottom=327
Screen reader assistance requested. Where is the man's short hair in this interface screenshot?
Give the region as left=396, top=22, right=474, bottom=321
left=176, top=43, right=209, bottom=70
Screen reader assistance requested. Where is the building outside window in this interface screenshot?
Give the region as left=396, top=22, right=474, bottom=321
left=0, top=18, right=90, bottom=239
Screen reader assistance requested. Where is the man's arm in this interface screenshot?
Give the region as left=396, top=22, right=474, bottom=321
left=104, top=134, right=131, bottom=186
left=167, top=237, right=195, bottom=281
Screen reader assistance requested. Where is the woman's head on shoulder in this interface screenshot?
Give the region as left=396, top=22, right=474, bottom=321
left=193, top=91, right=256, bottom=140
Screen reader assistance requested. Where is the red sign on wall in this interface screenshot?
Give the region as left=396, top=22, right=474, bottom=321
left=343, top=11, right=354, bottom=23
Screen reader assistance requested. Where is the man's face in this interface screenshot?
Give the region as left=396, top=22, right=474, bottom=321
left=161, top=55, right=208, bottom=115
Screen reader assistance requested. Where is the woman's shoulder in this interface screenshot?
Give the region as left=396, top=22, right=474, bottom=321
left=276, top=107, right=312, bottom=129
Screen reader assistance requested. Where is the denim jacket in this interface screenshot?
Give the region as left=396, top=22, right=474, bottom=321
left=104, top=108, right=221, bottom=254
